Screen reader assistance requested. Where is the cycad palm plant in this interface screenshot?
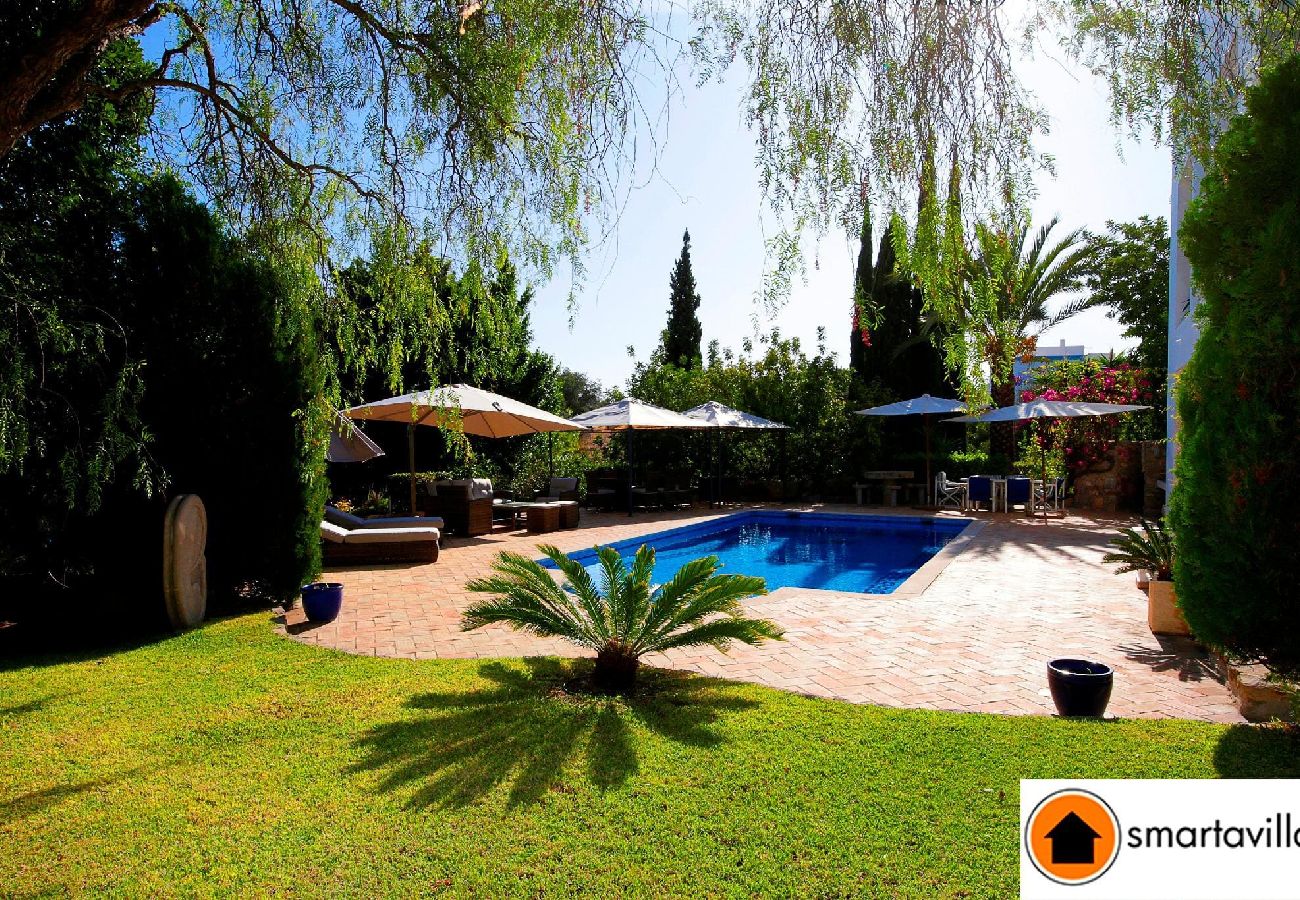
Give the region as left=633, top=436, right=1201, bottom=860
left=1103, top=519, right=1174, bottom=582
left=463, top=544, right=784, bottom=691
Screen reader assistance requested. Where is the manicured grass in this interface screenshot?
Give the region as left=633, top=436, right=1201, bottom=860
left=2, top=616, right=1297, bottom=897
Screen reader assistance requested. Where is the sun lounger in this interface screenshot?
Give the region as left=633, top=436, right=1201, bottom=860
left=320, top=520, right=440, bottom=564
left=325, top=505, right=445, bottom=532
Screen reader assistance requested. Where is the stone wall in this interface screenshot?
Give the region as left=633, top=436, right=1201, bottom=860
left=1072, top=442, right=1145, bottom=513
left=1140, top=440, right=1166, bottom=518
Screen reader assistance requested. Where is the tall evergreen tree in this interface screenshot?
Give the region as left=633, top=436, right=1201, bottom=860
left=662, top=229, right=704, bottom=369
left=852, top=209, right=952, bottom=401
left=849, top=204, right=874, bottom=375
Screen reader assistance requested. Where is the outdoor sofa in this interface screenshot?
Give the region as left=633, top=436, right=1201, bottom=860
left=414, top=478, right=494, bottom=536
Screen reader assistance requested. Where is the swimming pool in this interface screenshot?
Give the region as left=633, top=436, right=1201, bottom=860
left=541, top=511, right=972, bottom=594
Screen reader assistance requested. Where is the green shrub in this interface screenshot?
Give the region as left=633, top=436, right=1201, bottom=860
left=463, top=545, right=783, bottom=691
left=0, top=41, right=159, bottom=607
left=102, top=176, right=328, bottom=605
left=0, top=54, right=326, bottom=615
left=1169, top=56, right=1300, bottom=676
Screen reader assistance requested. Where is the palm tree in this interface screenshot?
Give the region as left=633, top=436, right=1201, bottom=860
left=462, top=544, right=784, bottom=691
left=962, top=215, right=1098, bottom=458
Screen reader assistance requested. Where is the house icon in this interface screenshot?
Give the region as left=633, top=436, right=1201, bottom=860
left=1045, top=811, right=1102, bottom=865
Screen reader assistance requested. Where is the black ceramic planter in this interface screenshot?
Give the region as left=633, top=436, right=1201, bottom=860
left=1047, top=658, right=1114, bottom=717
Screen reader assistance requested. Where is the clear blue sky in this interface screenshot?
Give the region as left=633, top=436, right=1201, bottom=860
left=529, top=35, right=1172, bottom=394
left=137, top=12, right=1171, bottom=394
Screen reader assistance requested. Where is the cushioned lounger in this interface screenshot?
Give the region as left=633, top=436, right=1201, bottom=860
left=324, top=505, right=445, bottom=531
left=320, top=520, right=441, bottom=564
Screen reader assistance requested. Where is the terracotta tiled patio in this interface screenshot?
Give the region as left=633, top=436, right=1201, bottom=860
left=282, top=505, right=1243, bottom=723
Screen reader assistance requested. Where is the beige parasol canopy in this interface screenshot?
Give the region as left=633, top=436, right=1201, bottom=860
left=346, top=383, right=583, bottom=437
left=346, top=384, right=584, bottom=515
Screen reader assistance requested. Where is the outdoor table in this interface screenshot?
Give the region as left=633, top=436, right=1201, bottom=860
left=861, top=470, right=915, bottom=507
left=962, top=476, right=1008, bottom=512
left=492, top=500, right=534, bottom=528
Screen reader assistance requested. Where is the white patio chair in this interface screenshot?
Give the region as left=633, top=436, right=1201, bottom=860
left=1033, top=476, right=1067, bottom=511
left=934, top=471, right=968, bottom=510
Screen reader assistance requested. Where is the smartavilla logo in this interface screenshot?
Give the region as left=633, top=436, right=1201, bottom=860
left=1024, top=788, right=1121, bottom=885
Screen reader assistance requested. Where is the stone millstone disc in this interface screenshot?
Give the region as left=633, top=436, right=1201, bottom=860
left=162, top=494, right=208, bottom=631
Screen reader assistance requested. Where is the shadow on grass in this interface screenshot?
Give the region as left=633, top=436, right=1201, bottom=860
left=1213, top=724, right=1300, bottom=778
left=348, top=658, right=759, bottom=808
left=0, top=696, right=53, bottom=717
left=0, top=769, right=144, bottom=826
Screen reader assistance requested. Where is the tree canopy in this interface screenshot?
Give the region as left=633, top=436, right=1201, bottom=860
left=1085, top=217, right=1170, bottom=375
left=1084, top=216, right=1171, bottom=431
left=1, top=0, right=653, bottom=272
left=6, top=2, right=1296, bottom=288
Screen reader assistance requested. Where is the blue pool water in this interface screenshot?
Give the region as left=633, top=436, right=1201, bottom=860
left=541, top=511, right=971, bottom=594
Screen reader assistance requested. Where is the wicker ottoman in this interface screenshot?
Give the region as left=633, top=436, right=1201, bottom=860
left=526, top=502, right=562, bottom=533
left=554, top=500, right=580, bottom=528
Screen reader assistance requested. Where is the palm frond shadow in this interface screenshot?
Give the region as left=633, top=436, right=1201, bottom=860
left=347, top=658, right=759, bottom=809
left=1117, top=637, right=1223, bottom=684
left=0, top=768, right=147, bottom=826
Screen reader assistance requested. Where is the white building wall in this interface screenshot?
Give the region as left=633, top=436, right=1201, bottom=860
left=1165, top=159, right=1204, bottom=490
left=1165, top=19, right=1246, bottom=501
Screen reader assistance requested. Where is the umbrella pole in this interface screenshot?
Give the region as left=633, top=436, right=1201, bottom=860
left=924, top=415, right=933, bottom=507
left=709, top=431, right=716, bottom=509
left=1039, top=423, right=1048, bottom=521
left=627, top=430, right=634, bottom=517
left=779, top=429, right=788, bottom=501
left=548, top=431, right=554, bottom=480
left=408, top=423, right=418, bottom=517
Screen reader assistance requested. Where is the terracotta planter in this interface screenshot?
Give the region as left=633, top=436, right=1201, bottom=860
left=1147, top=580, right=1190, bottom=636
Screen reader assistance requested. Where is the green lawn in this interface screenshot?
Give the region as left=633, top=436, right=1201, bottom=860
left=2, top=616, right=1297, bottom=897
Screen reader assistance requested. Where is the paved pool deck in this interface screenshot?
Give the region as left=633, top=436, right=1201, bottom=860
left=281, top=504, right=1242, bottom=723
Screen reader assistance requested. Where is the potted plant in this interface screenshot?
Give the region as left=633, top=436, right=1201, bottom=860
left=1103, top=519, right=1187, bottom=636
left=301, top=582, right=344, bottom=623
left=1047, top=658, right=1114, bottom=717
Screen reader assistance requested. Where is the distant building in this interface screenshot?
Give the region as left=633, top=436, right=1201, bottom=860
left=1013, top=339, right=1085, bottom=389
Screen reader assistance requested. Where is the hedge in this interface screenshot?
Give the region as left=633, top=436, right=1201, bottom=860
left=1169, top=55, right=1300, bottom=676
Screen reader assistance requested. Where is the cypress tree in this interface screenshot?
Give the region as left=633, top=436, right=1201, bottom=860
left=662, top=229, right=703, bottom=369
left=856, top=218, right=952, bottom=400
left=849, top=204, right=874, bottom=375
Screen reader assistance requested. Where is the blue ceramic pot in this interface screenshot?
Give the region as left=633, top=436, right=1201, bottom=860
left=301, top=582, right=344, bottom=623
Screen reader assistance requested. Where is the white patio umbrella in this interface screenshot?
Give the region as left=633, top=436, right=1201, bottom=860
left=683, top=401, right=788, bottom=506
left=326, top=411, right=385, bottom=464
left=854, top=393, right=967, bottom=506
left=572, top=398, right=715, bottom=515
left=347, top=384, right=584, bottom=515
left=572, top=397, right=712, bottom=430
left=681, top=401, right=789, bottom=430
left=945, top=400, right=1151, bottom=517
